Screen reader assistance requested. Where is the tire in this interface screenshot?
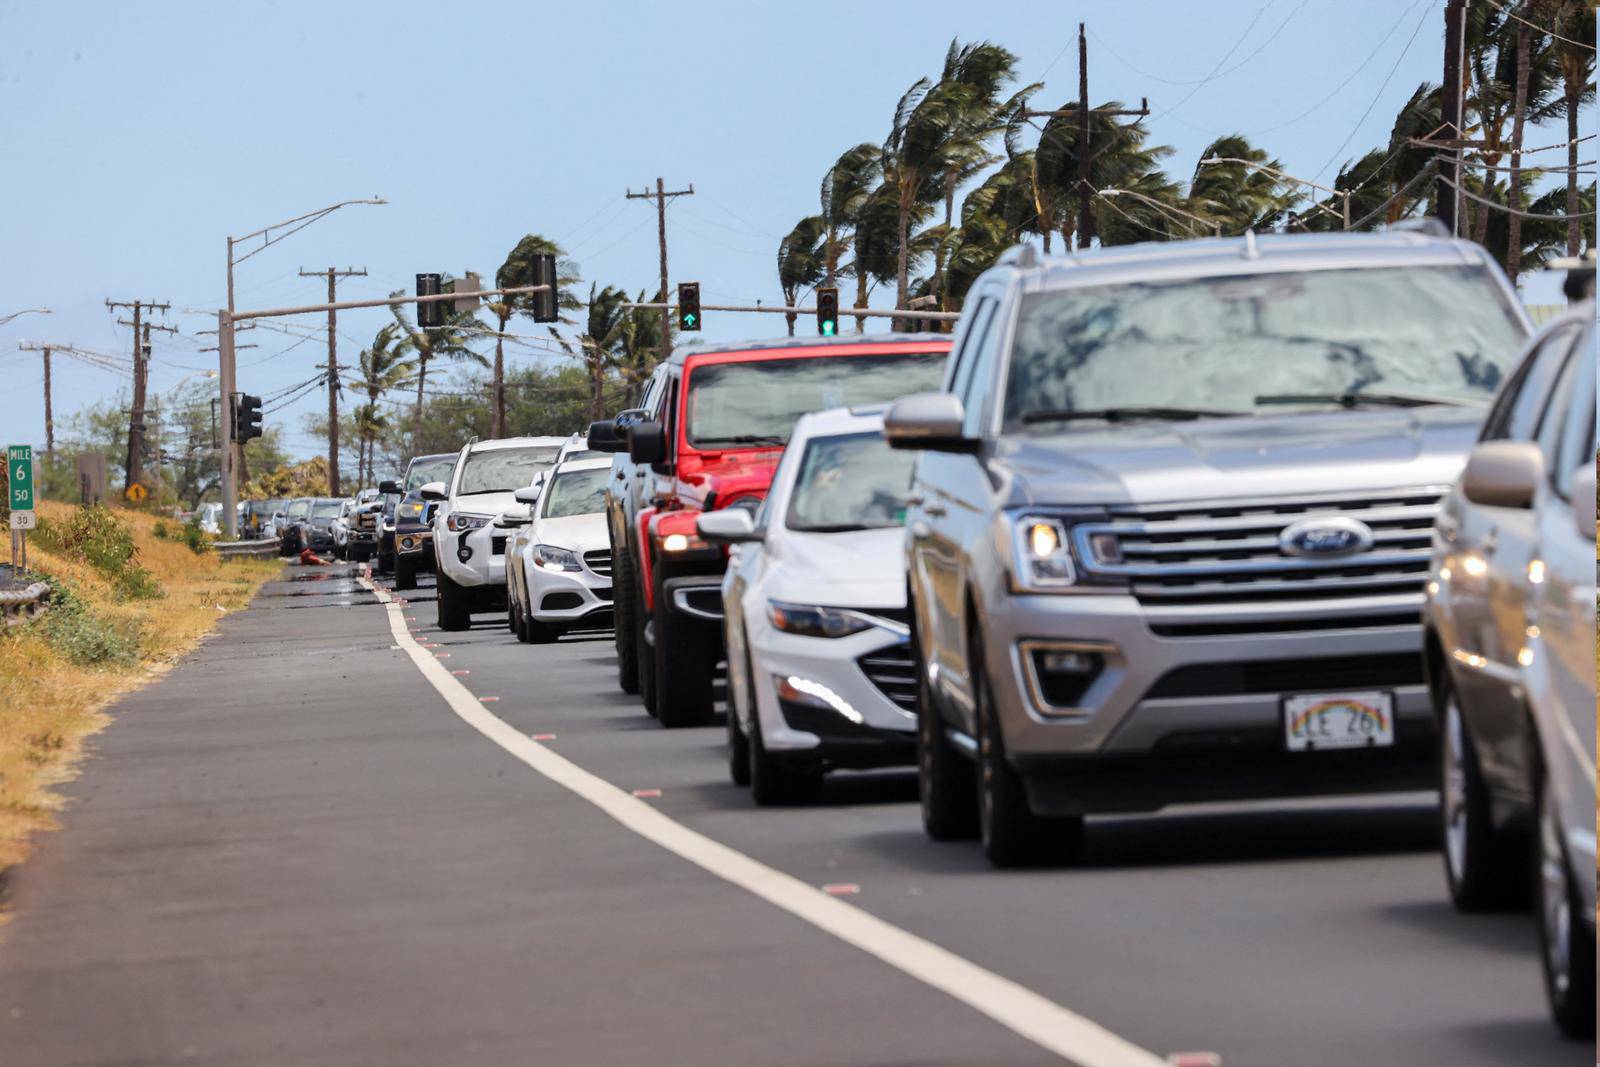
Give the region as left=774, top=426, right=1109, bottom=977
left=376, top=545, right=394, bottom=576
left=727, top=642, right=753, bottom=787
left=652, top=579, right=716, bottom=728
left=637, top=584, right=657, bottom=717
left=1439, top=679, right=1526, bottom=910
left=749, top=695, right=821, bottom=806
left=508, top=584, right=522, bottom=636
left=613, top=545, right=641, bottom=694
left=394, top=555, right=418, bottom=591
left=1537, top=771, right=1595, bottom=1037
left=436, top=570, right=472, bottom=631
left=917, top=662, right=979, bottom=841
left=972, top=625, right=1082, bottom=868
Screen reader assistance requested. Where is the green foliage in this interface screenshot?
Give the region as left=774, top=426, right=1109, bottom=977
left=152, top=520, right=170, bottom=540
left=33, top=505, right=162, bottom=600
left=25, top=575, right=143, bottom=667
left=182, top=517, right=210, bottom=556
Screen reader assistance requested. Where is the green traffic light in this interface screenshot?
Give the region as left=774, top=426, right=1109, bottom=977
left=821, top=320, right=835, bottom=336
left=683, top=313, right=697, bottom=328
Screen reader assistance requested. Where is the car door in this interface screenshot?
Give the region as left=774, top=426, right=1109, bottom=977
left=911, top=290, right=1001, bottom=722
left=1443, top=322, right=1581, bottom=726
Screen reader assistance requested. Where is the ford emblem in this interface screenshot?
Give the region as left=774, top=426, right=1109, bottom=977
left=1279, top=516, right=1374, bottom=558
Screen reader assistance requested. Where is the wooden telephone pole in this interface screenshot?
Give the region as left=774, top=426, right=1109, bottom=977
left=625, top=177, right=694, bottom=365
left=298, top=267, right=367, bottom=495
left=1022, top=23, right=1151, bottom=249
left=106, top=299, right=176, bottom=493
left=15, top=343, right=54, bottom=456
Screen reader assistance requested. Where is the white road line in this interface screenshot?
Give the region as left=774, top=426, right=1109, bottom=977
left=362, top=575, right=1164, bottom=1067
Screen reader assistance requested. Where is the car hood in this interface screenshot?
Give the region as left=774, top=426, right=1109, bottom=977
left=997, top=407, right=1485, bottom=507
left=761, top=526, right=905, bottom=610
left=528, top=512, right=608, bottom=552
left=450, top=491, right=518, bottom=518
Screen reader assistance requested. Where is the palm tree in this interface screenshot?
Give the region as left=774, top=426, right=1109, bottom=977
left=613, top=287, right=664, bottom=398
left=844, top=185, right=938, bottom=332
left=1186, top=135, right=1300, bottom=234
left=391, top=293, right=484, bottom=455
left=486, top=234, right=584, bottom=436
left=353, top=323, right=414, bottom=485
left=1546, top=0, right=1596, bottom=255
left=819, top=144, right=881, bottom=289
left=550, top=283, right=630, bottom=421
left=777, top=217, right=825, bottom=336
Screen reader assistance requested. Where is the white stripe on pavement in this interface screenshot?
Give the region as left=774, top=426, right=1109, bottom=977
left=363, top=576, right=1164, bottom=1067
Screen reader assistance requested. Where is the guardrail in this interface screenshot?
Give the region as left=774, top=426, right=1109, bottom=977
left=0, top=581, right=51, bottom=627
left=215, top=537, right=282, bottom=560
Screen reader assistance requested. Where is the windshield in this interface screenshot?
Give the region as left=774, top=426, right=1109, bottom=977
left=1004, top=266, right=1525, bottom=430
left=541, top=467, right=610, bottom=519
left=786, top=431, right=917, bottom=533
left=560, top=448, right=605, bottom=463
left=404, top=456, right=456, bottom=492
left=286, top=499, right=310, bottom=519
left=458, top=446, right=561, bottom=495
left=685, top=351, right=947, bottom=447
left=310, top=500, right=342, bottom=518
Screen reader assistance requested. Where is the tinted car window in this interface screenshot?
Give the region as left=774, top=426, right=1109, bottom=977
left=1482, top=323, right=1580, bottom=442
left=540, top=467, right=610, bottom=518
left=785, top=431, right=917, bottom=533
left=458, top=446, right=561, bottom=495
left=1004, top=266, right=1525, bottom=430
left=684, top=352, right=948, bottom=447
left=404, top=456, right=456, bottom=492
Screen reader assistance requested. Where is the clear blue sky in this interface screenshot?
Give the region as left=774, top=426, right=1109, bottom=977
left=0, top=0, right=1589, bottom=462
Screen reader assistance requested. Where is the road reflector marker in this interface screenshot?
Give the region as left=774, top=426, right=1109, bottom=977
left=822, top=883, right=860, bottom=896
left=531, top=733, right=557, bottom=741
left=359, top=572, right=1164, bottom=1067
left=450, top=669, right=470, bottom=676
left=1167, top=1056, right=1221, bottom=1067
left=480, top=696, right=500, bottom=703
left=434, top=652, right=450, bottom=658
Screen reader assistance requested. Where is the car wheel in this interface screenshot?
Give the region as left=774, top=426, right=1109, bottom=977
left=653, top=583, right=716, bottom=728
left=726, top=643, right=753, bottom=787
left=1537, top=771, right=1595, bottom=1037
left=376, top=546, right=394, bottom=576
left=394, top=555, right=418, bottom=591
left=1439, top=680, right=1526, bottom=910
left=972, top=625, right=1082, bottom=868
left=613, top=546, right=641, bottom=695
left=917, top=664, right=978, bottom=841
left=436, top=571, right=472, bottom=631
left=749, top=696, right=821, bottom=806
left=508, top=585, right=523, bottom=637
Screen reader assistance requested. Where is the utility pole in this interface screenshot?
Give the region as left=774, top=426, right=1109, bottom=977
left=1437, top=0, right=1467, bottom=236
left=105, top=299, right=174, bottom=493
left=1022, top=24, right=1150, bottom=250
left=298, top=267, right=366, bottom=495
left=16, top=343, right=54, bottom=455
left=626, top=177, right=694, bottom=366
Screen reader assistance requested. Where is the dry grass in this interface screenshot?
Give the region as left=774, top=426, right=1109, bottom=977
left=0, top=500, right=278, bottom=873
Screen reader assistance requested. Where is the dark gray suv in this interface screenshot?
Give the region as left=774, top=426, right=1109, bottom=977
left=885, top=230, right=1530, bottom=867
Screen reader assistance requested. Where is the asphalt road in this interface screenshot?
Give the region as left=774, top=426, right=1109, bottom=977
left=0, top=562, right=1585, bottom=1066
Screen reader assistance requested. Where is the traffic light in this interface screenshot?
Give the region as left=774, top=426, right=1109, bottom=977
left=531, top=253, right=559, bottom=323
left=416, top=273, right=443, bottom=328
left=677, top=282, right=701, bottom=331
left=816, top=286, right=839, bottom=337
left=233, top=394, right=263, bottom=443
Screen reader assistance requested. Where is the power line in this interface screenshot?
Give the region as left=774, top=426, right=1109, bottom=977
left=1151, top=0, right=1277, bottom=120
left=1480, top=0, right=1595, bottom=52
left=1090, top=1, right=1308, bottom=88
left=1311, top=0, right=1435, bottom=182
left=1437, top=172, right=1598, bottom=220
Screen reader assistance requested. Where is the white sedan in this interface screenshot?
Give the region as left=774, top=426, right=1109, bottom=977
left=506, top=457, right=615, bottom=643
left=700, top=405, right=918, bottom=805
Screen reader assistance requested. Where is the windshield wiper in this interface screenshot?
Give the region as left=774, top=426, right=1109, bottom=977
left=1022, top=406, right=1235, bottom=425
left=1255, top=391, right=1479, bottom=409
left=794, top=523, right=873, bottom=533
left=694, top=434, right=787, bottom=447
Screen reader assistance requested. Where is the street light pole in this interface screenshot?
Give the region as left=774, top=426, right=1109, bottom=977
left=0, top=308, right=52, bottom=329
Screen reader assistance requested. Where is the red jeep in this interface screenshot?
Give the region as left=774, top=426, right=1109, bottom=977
left=588, top=334, right=952, bottom=727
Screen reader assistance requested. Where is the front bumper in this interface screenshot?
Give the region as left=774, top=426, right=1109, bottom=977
left=749, top=619, right=917, bottom=770
left=525, top=553, right=613, bottom=627
left=979, top=591, right=1434, bottom=812
left=436, top=523, right=510, bottom=588
left=395, top=525, right=432, bottom=557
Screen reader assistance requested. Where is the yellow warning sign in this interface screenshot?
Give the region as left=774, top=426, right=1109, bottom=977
left=124, top=483, right=148, bottom=503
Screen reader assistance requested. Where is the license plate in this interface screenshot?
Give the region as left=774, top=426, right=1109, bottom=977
left=1283, top=691, right=1394, bottom=752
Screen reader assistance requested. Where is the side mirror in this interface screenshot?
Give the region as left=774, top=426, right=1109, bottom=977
left=1573, top=461, right=1596, bottom=540
left=497, top=504, right=532, bottom=526
left=378, top=479, right=400, bottom=494
left=513, top=486, right=541, bottom=504
left=419, top=480, right=448, bottom=502
left=884, top=392, right=978, bottom=454
left=629, top=420, right=667, bottom=465
left=586, top=420, right=623, bottom=454
left=1460, top=441, right=1542, bottom=510
left=698, top=508, right=762, bottom=544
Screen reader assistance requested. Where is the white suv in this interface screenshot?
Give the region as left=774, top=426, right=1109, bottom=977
left=426, top=436, right=566, bottom=630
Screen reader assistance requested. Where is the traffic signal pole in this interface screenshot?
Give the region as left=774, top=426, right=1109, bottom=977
left=214, top=282, right=551, bottom=538
left=622, top=300, right=959, bottom=324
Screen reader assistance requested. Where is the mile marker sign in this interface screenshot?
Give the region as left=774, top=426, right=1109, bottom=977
left=8, top=444, right=36, bottom=530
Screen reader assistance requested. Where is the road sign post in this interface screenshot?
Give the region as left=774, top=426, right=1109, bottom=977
left=8, top=444, right=36, bottom=573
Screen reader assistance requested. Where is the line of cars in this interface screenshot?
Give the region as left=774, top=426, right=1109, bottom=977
left=381, top=227, right=1594, bottom=1037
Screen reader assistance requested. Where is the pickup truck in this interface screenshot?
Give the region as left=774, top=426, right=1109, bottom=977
left=587, top=334, right=951, bottom=727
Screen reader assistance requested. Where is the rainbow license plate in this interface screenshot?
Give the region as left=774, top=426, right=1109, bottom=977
left=1283, top=692, right=1394, bottom=752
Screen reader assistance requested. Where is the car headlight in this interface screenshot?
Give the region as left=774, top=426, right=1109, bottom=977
left=1011, top=515, right=1077, bottom=589
left=767, top=600, right=873, bottom=639
left=398, top=501, right=424, bottom=521
left=446, top=512, right=493, bottom=532
left=533, top=544, right=583, bottom=573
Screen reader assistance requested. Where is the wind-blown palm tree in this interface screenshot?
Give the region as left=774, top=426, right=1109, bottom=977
left=391, top=292, right=484, bottom=455
left=777, top=217, right=825, bottom=336
left=1186, top=135, right=1300, bottom=234
left=550, top=283, right=630, bottom=421
left=353, top=323, right=414, bottom=486
left=613, top=287, right=664, bottom=398
left=486, top=234, right=583, bottom=435
left=819, top=144, right=881, bottom=289
left=1546, top=0, right=1596, bottom=255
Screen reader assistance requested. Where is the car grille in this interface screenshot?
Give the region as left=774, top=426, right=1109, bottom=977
left=491, top=535, right=508, bottom=556
left=584, top=549, right=613, bottom=578
left=1073, top=487, right=1446, bottom=610
left=1145, top=653, right=1425, bottom=699
left=857, top=641, right=917, bottom=711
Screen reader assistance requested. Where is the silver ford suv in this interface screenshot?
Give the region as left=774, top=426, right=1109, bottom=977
left=885, top=230, right=1531, bottom=867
